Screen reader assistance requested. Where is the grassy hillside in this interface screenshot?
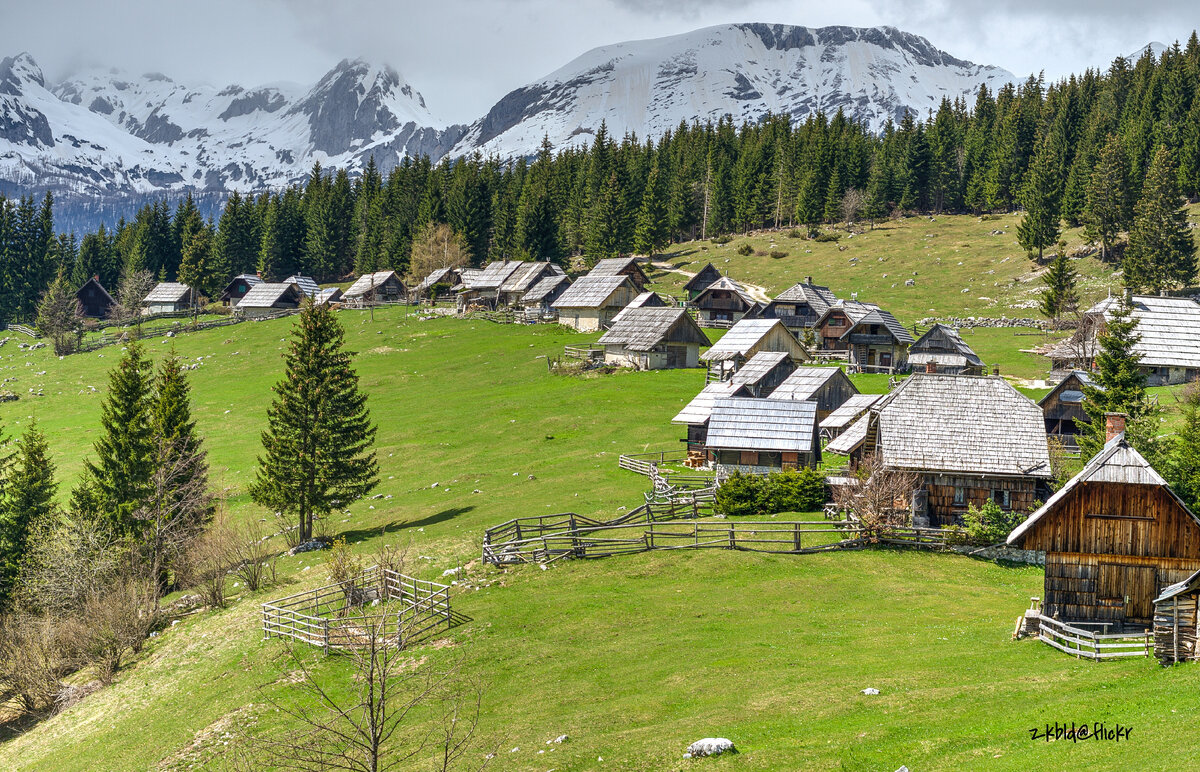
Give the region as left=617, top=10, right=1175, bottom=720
left=2, top=303, right=1199, bottom=771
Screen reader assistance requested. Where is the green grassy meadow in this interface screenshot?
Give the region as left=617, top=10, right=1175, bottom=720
left=2, top=209, right=1199, bottom=770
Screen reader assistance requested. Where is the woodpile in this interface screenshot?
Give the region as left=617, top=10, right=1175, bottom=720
left=1154, top=593, right=1200, bottom=666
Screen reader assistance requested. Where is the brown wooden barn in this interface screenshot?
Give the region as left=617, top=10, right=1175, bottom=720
left=219, top=274, right=263, bottom=307
left=767, top=366, right=858, bottom=420
left=706, top=397, right=820, bottom=474
left=682, top=263, right=724, bottom=301
left=813, top=300, right=914, bottom=373
left=692, top=277, right=761, bottom=324
left=75, top=276, right=115, bottom=318
left=1008, top=417, right=1200, bottom=631
left=728, top=351, right=797, bottom=397
left=587, top=256, right=650, bottom=292
left=699, top=318, right=809, bottom=380
left=551, top=275, right=640, bottom=331
left=1039, top=371, right=1099, bottom=451
left=344, top=271, right=406, bottom=304
left=757, top=277, right=839, bottom=335
left=908, top=324, right=984, bottom=375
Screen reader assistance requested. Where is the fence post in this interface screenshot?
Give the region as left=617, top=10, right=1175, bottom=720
left=794, top=523, right=802, bottom=552
left=323, top=618, right=331, bottom=654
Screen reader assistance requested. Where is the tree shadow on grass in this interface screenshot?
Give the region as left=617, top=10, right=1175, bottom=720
left=337, top=506, right=476, bottom=545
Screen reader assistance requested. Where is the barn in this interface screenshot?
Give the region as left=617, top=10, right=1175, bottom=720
left=414, top=267, right=464, bottom=298
left=284, top=275, right=321, bottom=298
left=219, top=274, right=262, bottom=307
left=235, top=282, right=305, bottom=318
left=142, top=283, right=196, bottom=315
left=909, top=324, right=985, bottom=375
left=672, top=381, right=742, bottom=456
left=551, top=275, right=639, bottom=331
left=728, top=351, right=797, bottom=398
left=1040, top=371, right=1099, bottom=451
left=768, top=366, right=858, bottom=419
left=699, top=318, right=809, bottom=380
left=691, top=277, right=761, bottom=324
left=819, top=393, right=882, bottom=441
left=521, top=275, right=572, bottom=320
left=75, top=276, right=115, bottom=318
left=706, top=397, right=820, bottom=475
left=1008, top=419, right=1200, bottom=631
left=758, top=277, right=839, bottom=334
left=344, top=271, right=406, bottom=304
left=597, top=307, right=708, bottom=370
left=586, top=256, right=650, bottom=291
left=497, top=262, right=565, bottom=307
left=682, top=263, right=724, bottom=300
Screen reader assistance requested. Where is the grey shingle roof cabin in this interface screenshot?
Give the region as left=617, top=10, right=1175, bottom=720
left=692, top=276, right=761, bottom=324
left=1039, top=371, right=1099, bottom=451
left=1008, top=426, right=1200, bottom=630
left=841, top=373, right=1052, bottom=527
left=706, top=397, right=820, bottom=475
left=551, top=275, right=640, bottom=332
left=520, top=274, right=572, bottom=318
left=909, top=324, right=984, bottom=375
left=699, top=318, right=809, bottom=379
left=219, top=274, right=262, bottom=307
left=284, top=275, right=321, bottom=298
left=819, top=393, right=882, bottom=441
left=768, top=366, right=858, bottom=420
left=343, top=271, right=406, bottom=304
left=76, top=276, right=115, bottom=318
left=414, top=267, right=464, bottom=296
left=1049, top=294, right=1200, bottom=386
left=235, top=282, right=305, bottom=318
left=597, top=307, right=708, bottom=370
left=672, top=381, right=742, bottom=452
left=758, top=277, right=839, bottom=333
left=497, top=262, right=565, bottom=307
left=728, top=351, right=797, bottom=397
left=456, top=261, right=563, bottom=311
left=814, top=300, right=914, bottom=373
left=142, top=282, right=196, bottom=315
left=314, top=287, right=343, bottom=306
left=587, top=256, right=650, bottom=291
left=682, top=263, right=724, bottom=301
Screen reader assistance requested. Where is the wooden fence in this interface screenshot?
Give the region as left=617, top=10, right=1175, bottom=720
left=1037, top=615, right=1153, bottom=660
left=5, top=324, right=38, bottom=338
left=563, top=344, right=605, bottom=361
left=617, top=450, right=716, bottom=490
left=261, top=566, right=452, bottom=653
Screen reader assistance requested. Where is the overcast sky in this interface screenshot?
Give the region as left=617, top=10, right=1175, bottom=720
left=3, top=0, right=1197, bottom=124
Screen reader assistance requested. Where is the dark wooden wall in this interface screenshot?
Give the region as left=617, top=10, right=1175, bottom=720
left=922, top=474, right=1042, bottom=527
left=1045, top=553, right=1200, bottom=627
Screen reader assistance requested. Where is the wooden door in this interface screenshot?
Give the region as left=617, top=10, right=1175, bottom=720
left=1099, top=563, right=1159, bottom=623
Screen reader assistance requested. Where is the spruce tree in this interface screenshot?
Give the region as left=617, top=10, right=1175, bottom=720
left=0, top=420, right=55, bottom=605
left=1039, top=247, right=1079, bottom=328
left=86, top=341, right=155, bottom=535
left=1017, top=138, right=1062, bottom=260
left=251, top=303, right=378, bottom=543
left=178, top=224, right=218, bottom=301
left=1083, top=134, right=1131, bottom=261
left=1123, top=145, right=1197, bottom=292
left=633, top=162, right=670, bottom=258
left=584, top=171, right=626, bottom=265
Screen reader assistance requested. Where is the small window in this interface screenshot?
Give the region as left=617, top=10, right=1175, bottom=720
left=953, top=486, right=966, bottom=506
left=828, top=317, right=845, bottom=327
left=992, top=489, right=1011, bottom=509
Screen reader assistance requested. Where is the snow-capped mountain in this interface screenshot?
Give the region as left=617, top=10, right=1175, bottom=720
left=449, top=24, right=1016, bottom=158
left=0, top=53, right=465, bottom=201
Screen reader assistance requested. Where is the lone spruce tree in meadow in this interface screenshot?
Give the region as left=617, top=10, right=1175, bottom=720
left=251, top=302, right=378, bottom=544
left=1123, top=145, right=1197, bottom=293
left=85, top=341, right=156, bottom=535
left=0, top=420, right=56, bottom=605
left=1039, top=243, right=1079, bottom=329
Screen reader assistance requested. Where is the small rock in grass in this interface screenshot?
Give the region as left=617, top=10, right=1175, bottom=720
left=861, top=687, right=880, bottom=695
left=685, top=738, right=735, bottom=758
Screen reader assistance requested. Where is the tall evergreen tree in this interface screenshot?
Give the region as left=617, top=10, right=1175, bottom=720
left=1017, top=137, right=1063, bottom=260
left=1083, top=134, right=1132, bottom=261
left=250, top=303, right=378, bottom=543
left=1123, top=145, right=1197, bottom=292
left=633, top=162, right=670, bottom=257
left=1039, top=249, right=1079, bottom=327
left=0, top=420, right=56, bottom=605
left=178, top=222, right=219, bottom=300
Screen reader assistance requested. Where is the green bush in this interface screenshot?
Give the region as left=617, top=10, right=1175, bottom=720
left=785, top=229, right=804, bottom=239
left=715, top=469, right=827, bottom=516
left=958, top=499, right=1027, bottom=543
left=769, top=250, right=788, bottom=259
left=736, top=243, right=754, bottom=256
left=813, top=232, right=841, bottom=243
left=710, top=234, right=732, bottom=245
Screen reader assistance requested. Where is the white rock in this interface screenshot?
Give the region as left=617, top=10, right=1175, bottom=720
left=685, top=738, right=735, bottom=758
left=861, top=687, right=880, bottom=695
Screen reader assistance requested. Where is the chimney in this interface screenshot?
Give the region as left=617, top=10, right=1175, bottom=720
left=992, top=364, right=1000, bottom=376
left=1105, top=412, right=1127, bottom=444
left=925, top=360, right=937, bottom=375
left=804, top=276, right=813, bottom=285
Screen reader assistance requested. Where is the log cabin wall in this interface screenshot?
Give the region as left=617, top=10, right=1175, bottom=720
left=1045, top=553, right=1200, bottom=627
left=921, top=474, right=1041, bottom=526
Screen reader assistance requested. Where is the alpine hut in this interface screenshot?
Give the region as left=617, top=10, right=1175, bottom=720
left=758, top=278, right=839, bottom=334
left=520, top=274, right=571, bottom=320
left=235, top=282, right=305, bottom=318
left=836, top=373, right=1052, bottom=526
left=672, top=381, right=741, bottom=457
left=414, top=267, right=464, bottom=299
left=768, top=366, right=859, bottom=419
left=597, top=307, right=708, bottom=369
left=699, top=318, right=808, bottom=380
left=1008, top=418, right=1200, bottom=631
left=219, top=274, right=262, bottom=307
left=727, top=351, right=797, bottom=398
left=691, top=276, right=761, bottom=325
left=344, top=271, right=406, bottom=305
left=909, top=324, right=985, bottom=375
left=1039, top=371, right=1099, bottom=451
left=314, top=287, right=343, bottom=306
left=705, top=397, right=820, bottom=474
left=586, top=256, right=650, bottom=291
left=142, top=282, right=196, bottom=315
left=284, top=275, right=321, bottom=298
left=551, top=275, right=639, bottom=331
left=496, top=262, right=565, bottom=307
left=76, top=276, right=115, bottom=318
left=682, top=263, right=724, bottom=301
left=819, top=393, right=882, bottom=441
left=814, top=300, right=914, bottom=373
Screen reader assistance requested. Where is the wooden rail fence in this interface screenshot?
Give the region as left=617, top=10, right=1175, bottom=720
left=5, top=324, right=38, bottom=338
left=1037, top=615, right=1152, bottom=660
left=261, top=566, right=452, bottom=653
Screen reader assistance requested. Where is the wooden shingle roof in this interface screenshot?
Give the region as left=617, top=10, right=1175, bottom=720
left=706, top=397, right=818, bottom=453
left=500, top=262, right=563, bottom=294
left=682, top=263, right=723, bottom=293
left=598, top=307, right=707, bottom=351
left=521, top=274, right=571, bottom=304
left=238, top=282, right=303, bottom=309
left=416, top=267, right=454, bottom=292
left=143, top=282, right=192, bottom=304
left=910, top=324, right=983, bottom=367
left=841, top=307, right=915, bottom=344
left=820, top=393, right=883, bottom=432
left=769, top=366, right=854, bottom=401
left=700, top=318, right=799, bottom=362
left=284, top=275, right=320, bottom=297
left=588, top=256, right=644, bottom=277
left=771, top=281, right=838, bottom=313
left=1086, top=294, right=1200, bottom=369
left=874, top=374, right=1050, bottom=478
left=551, top=276, right=632, bottom=309
left=825, top=413, right=870, bottom=455
left=344, top=271, right=402, bottom=298
left=671, top=381, right=741, bottom=425
left=730, top=351, right=791, bottom=389
left=694, top=276, right=759, bottom=307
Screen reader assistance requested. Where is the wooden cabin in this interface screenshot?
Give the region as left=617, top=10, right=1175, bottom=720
left=284, top=275, right=320, bottom=298
left=706, top=397, right=820, bottom=475
left=728, top=351, right=797, bottom=398
left=314, top=287, right=343, bottom=306
left=622, top=291, right=667, bottom=311
left=672, top=381, right=743, bottom=454
left=692, top=277, right=761, bottom=324
left=219, top=274, right=263, bottom=307
left=142, top=283, right=196, bottom=315
left=551, top=275, right=639, bottom=331
left=819, top=393, right=882, bottom=442
left=235, top=282, right=305, bottom=318
left=700, top=318, right=809, bottom=380
left=1008, top=420, right=1200, bottom=631
left=344, top=271, right=406, bottom=304
left=1040, top=371, right=1099, bottom=451
left=768, top=366, right=858, bottom=420
left=497, top=262, right=565, bottom=307
left=587, top=256, right=650, bottom=292
left=414, top=267, right=464, bottom=299
left=835, top=373, right=1052, bottom=527
left=909, top=324, right=984, bottom=375
left=75, top=276, right=115, bottom=318
left=1154, top=570, right=1200, bottom=665
left=597, top=307, right=708, bottom=370
left=682, top=263, right=724, bottom=301
left=758, top=277, right=839, bottom=335
left=520, top=275, right=571, bottom=320
left=815, top=302, right=913, bottom=373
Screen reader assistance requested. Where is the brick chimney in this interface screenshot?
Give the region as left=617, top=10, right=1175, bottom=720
left=925, top=360, right=937, bottom=374
left=1105, top=412, right=1127, bottom=444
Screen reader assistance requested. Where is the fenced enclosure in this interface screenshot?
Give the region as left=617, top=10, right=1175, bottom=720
left=617, top=449, right=717, bottom=489
left=1036, top=615, right=1152, bottom=660
left=261, top=566, right=452, bottom=653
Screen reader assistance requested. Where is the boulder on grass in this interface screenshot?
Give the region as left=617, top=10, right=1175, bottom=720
left=684, top=738, right=736, bottom=758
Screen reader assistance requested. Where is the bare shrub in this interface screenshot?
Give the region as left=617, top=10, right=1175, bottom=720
left=230, top=519, right=278, bottom=593
left=80, top=575, right=159, bottom=683
left=0, top=612, right=83, bottom=715
left=326, top=537, right=366, bottom=609
left=18, top=510, right=127, bottom=614
left=832, top=454, right=920, bottom=537
left=185, top=512, right=237, bottom=609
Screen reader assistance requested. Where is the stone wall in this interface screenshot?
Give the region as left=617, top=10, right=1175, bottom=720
left=949, top=543, right=1046, bottom=565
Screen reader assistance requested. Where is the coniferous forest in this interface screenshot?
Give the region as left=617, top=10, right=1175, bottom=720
left=2, top=38, right=1200, bottom=326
